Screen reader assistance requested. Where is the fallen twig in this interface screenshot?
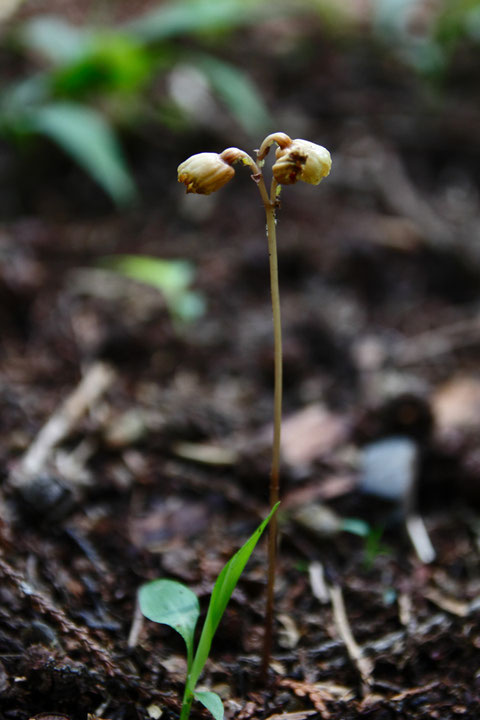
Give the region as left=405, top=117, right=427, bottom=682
left=9, top=362, right=115, bottom=513
left=18, top=361, right=115, bottom=480
left=328, top=583, right=374, bottom=691
left=405, top=514, right=436, bottom=565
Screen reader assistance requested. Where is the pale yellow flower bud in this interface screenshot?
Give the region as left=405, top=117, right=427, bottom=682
left=177, top=152, right=235, bottom=194
left=272, top=139, right=332, bottom=186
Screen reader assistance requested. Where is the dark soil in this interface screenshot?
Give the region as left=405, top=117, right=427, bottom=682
left=1, top=4, right=480, bottom=720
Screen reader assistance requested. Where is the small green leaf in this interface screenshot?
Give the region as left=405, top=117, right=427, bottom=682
left=194, top=691, right=224, bottom=720
left=139, top=579, right=200, bottom=667
left=24, top=102, right=137, bottom=206
left=189, top=503, right=279, bottom=688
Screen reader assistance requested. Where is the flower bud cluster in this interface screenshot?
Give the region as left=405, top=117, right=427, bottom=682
left=177, top=133, right=331, bottom=194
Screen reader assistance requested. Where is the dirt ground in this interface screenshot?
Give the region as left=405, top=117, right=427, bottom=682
left=1, top=4, right=480, bottom=720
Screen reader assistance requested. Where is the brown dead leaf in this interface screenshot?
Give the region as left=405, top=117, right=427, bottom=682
left=280, top=404, right=349, bottom=467
left=433, top=375, right=480, bottom=435
left=423, top=588, right=470, bottom=617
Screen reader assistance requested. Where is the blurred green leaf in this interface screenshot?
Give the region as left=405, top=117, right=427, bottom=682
left=125, top=0, right=266, bottom=42
left=19, top=15, right=92, bottom=64
left=0, top=74, right=49, bottom=122
left=51, top=35, right=152, bottom=98
left=102, top=255, right=206, bottom=324
left=194, top=54, right=271, bottom=135
left=172, top=291, right=206, bottom=323
left=372, top=0, right=419, bottom=37
left=19, top=17, right=153, bottom=97
left=102, top=255, right=195, bottom=293
left=363, top=525, right=392, bottom=569
left=435, top=0, right=480, bottom=47
left=24, top=102, right=137, bottom=205
left=371, top=0, right=448, bottom=75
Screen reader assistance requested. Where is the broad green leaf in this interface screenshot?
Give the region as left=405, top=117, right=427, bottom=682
left=139, top=579, right=200, bottom=668
left=125, top=0, right=265, bottom=42
left=24, top=102, right=137, bottom=206
left=189, top=503, right=279, bottom=688
left=194, top=55, right=271, bottom=135
left=194, top=691, right=224, bottom=720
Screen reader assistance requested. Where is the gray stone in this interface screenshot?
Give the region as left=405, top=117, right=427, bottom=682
left=359, top=436, right=418, bottom=506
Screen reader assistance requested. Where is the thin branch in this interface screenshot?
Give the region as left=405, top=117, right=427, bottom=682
left=329, top=583, right=374, bottom=692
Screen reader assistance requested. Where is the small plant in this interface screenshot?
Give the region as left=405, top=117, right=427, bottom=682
left=177, top=132, right=331, bottom=677
left=139, top=503, right=279, bottom=720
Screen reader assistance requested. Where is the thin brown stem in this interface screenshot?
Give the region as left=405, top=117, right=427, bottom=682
left=258, top=176, right=282, bottom=681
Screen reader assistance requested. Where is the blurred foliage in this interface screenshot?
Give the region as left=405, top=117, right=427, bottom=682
left=124, top=0, right=269, bottom=41
left=434, top=0, right=480, bottom=53
left=362, top=524, right=392, bottom=570
left=372, top=0, right=480, bottom=76
left=24, top=102, right=137, bottom=205
left=101, top=254, right=206, bottom=326
left=0, top=0, right=22, bottom=23
left=1, top=0, right=479, bottom=204
left=0, top=0, right=276, bottom=205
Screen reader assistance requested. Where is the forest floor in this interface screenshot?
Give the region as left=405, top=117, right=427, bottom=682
left=1, top=5, right=480, bottom=720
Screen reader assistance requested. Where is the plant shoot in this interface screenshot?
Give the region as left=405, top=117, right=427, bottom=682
left=177, top=132, right=331, bottom=677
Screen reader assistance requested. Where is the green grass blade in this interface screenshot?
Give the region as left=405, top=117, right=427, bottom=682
left=139, top=579, right=200, bottom=668
left=194, top=691, right=224, bottom=720
left=189, top=503, right=279, bottom=688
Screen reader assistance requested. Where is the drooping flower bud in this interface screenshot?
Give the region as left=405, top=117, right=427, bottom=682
left=272, top=139, right=331, bottom=186
left=177, top=152, right=235, bottom=194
